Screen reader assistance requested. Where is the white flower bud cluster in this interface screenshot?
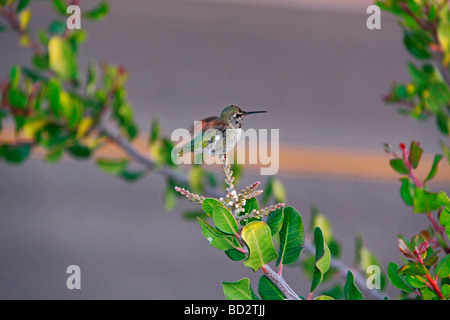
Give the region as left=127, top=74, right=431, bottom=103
left=219, top=189, right=246, bottom=213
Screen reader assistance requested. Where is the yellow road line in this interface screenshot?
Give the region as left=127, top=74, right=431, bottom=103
left=275, top=144, right=450, bottom=184
left=2, top=129, right=450, bottom=184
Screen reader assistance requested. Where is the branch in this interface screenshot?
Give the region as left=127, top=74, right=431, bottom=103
left=415, top=246, right=444, bottom=299
left=0, top=5, right=43, bottom=55
left=402, top=3, right=450, bottom=85
left=302, top=241, right=389, bottom=300
left=262, top=265, right=301, bottom=300
left=100, top=127, right=222, bottom=198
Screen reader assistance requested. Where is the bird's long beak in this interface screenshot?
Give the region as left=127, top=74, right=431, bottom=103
left=244, top=110, right=267, bottom=115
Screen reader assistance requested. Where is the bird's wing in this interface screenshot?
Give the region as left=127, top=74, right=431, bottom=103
left=189, top=116, right=219, bottom=136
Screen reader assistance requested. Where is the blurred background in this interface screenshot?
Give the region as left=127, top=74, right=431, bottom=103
left=1, top=0, right=449, bottom=299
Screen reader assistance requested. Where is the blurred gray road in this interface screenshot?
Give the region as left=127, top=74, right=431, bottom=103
left=0, top=0, right=448, bottom=299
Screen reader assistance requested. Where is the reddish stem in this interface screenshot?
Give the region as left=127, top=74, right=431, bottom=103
left=400, top=145, right=423, bottom=188
left=416, top=249, right=444, bottom=299
left=400, top=144, right=450, bottom=253
left=278, top=263, right=283, bottom=276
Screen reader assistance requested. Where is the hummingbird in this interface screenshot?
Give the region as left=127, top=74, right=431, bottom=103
left=174, top=105, right=266, bottom=158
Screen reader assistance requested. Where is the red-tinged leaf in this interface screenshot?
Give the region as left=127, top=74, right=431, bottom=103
left=399, top=262, right=427, bottom=276
left=398, top=238, right=414, bottom=258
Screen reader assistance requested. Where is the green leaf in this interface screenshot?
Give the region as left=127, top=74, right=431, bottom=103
left=52, top=0, right=67, bottom=15
left=83, top=1, right=109, bottom=20
left=354, top=234, right=363, bottom=267
left=197, top=217, right=240, bottom=251
left=400, top=177, right=414, bottom=206
left=399, top=261, right=427, bottom=276
left=86, top=62, right=98, bottom=96
left=272, top=179, right=286, bottom=202
left=258, top=275, right=285, bottom=300
left=405, top=275, right=428, bottom=289
left=212, top=206, right=238, bottom=235
left=390, top=158, right=409, bottom=175
left=45, top=147, right=63, bottom=163
left=66, top=143, right=90, bottom=158
left=8, top=88, right=27, bottom=109
left=119, top=169, right=145, bottom=182
left=314, top=295, right=335, bottom=300
left=436, top=112, right=449, bottom=135
left=407, top=62, right=431, bottom=86
left=149, top=119, right=160, bottom=144
left=46, top=79, right=62, bottom=117
left=60, top=93, right=82, bottom=128
left=438, top=191, right=450, bottom=207
left=266, top=207, right=283, bottom=236
left=10, top=65, right=20, bottom=88
left=413, top=188, right=441, bottom=213
left=443, top=284, right=450, bottom=298
left=241, top=221, right=278, bottom=272
left=241, top=197, right=260, bottom=224
left=387, top=262, right=414, bottom=293
left=408, top=141, right=423, bottom=169
left=67, top=29, right=86, bottom=51
left=403, top=29, right=432, bottom=60
left=276, top=206, right=304, bottom=266
left=344, top=271, right=363, bottom=300
left=188, top=166, right=204, bottom=193
left=438, top=3, right=450, bottom=65
left=310, top=209, right=333, bottom=243
left=262, top=177, right=273, bottom=204
left=394, top=84, right=408, bottom=99
left=435, top=254, right=450, bottom=278
left=243, top=197, right=260, bottom=215
left=18, top=8, right=31, bottom=30
left=96, top=158, right=128, bottom=175
left=164, top=184, right=177, bottom=211
left=31, top=54, right=49, bottom=69
left=48, top=19, right=66, bottom=35
left=48, top=36, right=77, bottom=80
left=201, top=198, right=224, bottom=218
left=230, top=163, right=243, bottom=186
left=421, top=286, right=439, bottom=300
left=222, top=278, right=258, bottom=300
left=439, top=208, right=450, bottom=239
left=225, top=248, right=246, bottom=261
left=2, top=144, right=31, bottom=163
left=424, top=154, right=443, bottom=183
left=425, top=82, right=450, bottom=112
left=310, top=227, right=331, bottom=293
left=22, top=67, right=48, bottom=82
